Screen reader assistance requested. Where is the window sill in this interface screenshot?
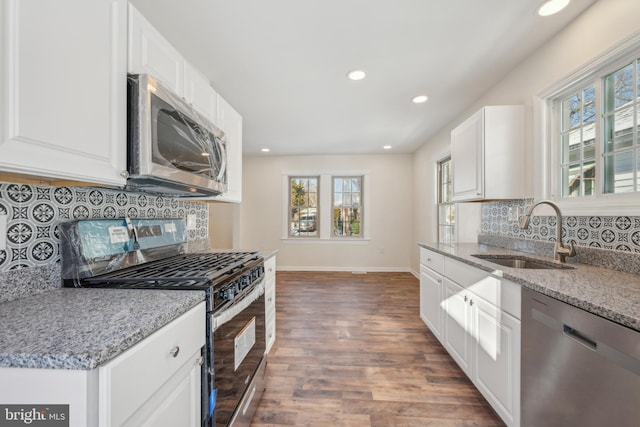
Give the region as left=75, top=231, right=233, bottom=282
left=281, top=237, right=370, bottom=245
left=551, top=194, right=640, bottom=216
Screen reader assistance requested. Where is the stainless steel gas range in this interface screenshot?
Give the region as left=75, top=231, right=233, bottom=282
left=60, top=218, right=266, bottom=427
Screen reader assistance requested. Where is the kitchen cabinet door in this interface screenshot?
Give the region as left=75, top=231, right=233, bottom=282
left=0, top=0, right=127, bottom=186
left=442, top=278, right=473, bottom=376
left=214, top=95, right=243, bottom=203
left=451, top=105, right=525, bottom=201
left=420, top=265, right=443, bottom=341
left=99, top=302, right=205, bottom=427
left=473, top=296, right=521, bottom=427
left=128, top=3, right=184, bottom=95
left=184, top=62, right=218, bottom=124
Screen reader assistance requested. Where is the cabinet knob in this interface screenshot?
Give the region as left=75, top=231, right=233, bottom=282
left=197, top=356, right=204, bottom=366
left=476, top=191, right=481, bottom=196
left=427, top=258, right=432, bottom=262
left=169, top=346, right=180, bottom=358
left=437, top=279, right=442, bottom=284
left=120, top=170, right=129, bottom=178
left=464, top=295, right=468, bottom=302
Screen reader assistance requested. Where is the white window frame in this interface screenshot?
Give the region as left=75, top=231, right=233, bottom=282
left=331, top=176, right=364, bottom=239
left=535, top=32, right=640, bottom=216
left=281, top=171, right=371, bottom=243
left=437, top=156, right=455, bottom=245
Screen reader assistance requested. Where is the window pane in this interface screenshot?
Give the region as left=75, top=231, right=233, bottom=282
left=605, top=63, right=634, bottom=110
left=583, top=125, right=596, bottom=160
left=562, top=130, right=581, bottom=163
left=603, top=151, right=634, bottom=193
left=289, top=177, right=318, bottom=237
left=562, top=94, right=581, bottom=131
left=583, top=86, right=596, bottom=124
left=332, top=177, right=363, bottom=238
left=604, top=106, right=634, bottom=153
left=582, top=161, right=596, bottom=196
left=563, top=164, right=582, bottom=197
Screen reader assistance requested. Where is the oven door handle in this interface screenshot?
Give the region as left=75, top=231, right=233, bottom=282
left=212, top=281, right=264, bottom=331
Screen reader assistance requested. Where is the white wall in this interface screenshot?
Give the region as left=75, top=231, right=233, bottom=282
left=411, top=0, right=640, bottom=272
left=240, top=154, right=413, bottom=271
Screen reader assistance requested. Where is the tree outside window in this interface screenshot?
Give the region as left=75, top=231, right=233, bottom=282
left=289, top=177, right=318, bottom=237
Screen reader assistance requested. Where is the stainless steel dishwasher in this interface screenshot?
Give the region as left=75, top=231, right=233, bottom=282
left=521, top=287, right=640, bottom=427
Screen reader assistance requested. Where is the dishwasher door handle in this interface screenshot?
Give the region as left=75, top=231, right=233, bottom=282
left=563, top=325, right=597, bottom=350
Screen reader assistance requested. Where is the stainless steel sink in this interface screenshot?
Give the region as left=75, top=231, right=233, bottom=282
left=471, top=254, right=575, bottom=270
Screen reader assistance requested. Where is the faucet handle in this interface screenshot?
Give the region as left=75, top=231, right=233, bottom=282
left=558, top=241, right=576, bottom=258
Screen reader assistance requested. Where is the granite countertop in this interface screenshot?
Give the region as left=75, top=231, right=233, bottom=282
left=0, top=288, right=205, bottom=370
left=419, top=242, right=640, bottom=332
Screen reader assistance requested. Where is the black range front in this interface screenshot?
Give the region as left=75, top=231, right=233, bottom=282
left=60, top=218, right=267, bottom=427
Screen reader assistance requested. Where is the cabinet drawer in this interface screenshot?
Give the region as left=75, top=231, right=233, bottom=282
left=264, top=256, right=276, bottom=277
left=100, top=301, right=206, bottom=426
left=444, top=257, right=521, bottom=319
left=420, top=248, right=444, bottom=274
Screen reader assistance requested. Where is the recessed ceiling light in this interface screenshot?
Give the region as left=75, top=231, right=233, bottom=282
left=537, top=0, right=570, bottom=16
left=261, top=148, right=270, bottom=153
left=383, top=145, right=392, bottom=150
left=412, top=95, right=429, bottom=104
left=347, top=70, right=366, bottom=81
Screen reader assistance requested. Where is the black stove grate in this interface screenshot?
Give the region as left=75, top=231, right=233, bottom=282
left=84, top=251, right=260, bottom=284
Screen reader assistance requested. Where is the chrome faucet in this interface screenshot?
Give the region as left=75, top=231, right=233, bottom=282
left=519, top=200, right=576, bottom=263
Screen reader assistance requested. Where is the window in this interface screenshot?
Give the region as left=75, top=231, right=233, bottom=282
left=288, top=176, right=318, bottom=237
left=602, top=58, right=640, bottom=193
left=552, top=50, right=640, bottom=201
left=332, top=176, right=362, bottom=238
left=438, top=157, right=455, bottom=245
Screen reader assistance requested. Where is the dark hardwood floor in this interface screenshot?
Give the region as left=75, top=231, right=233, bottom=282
left=251, top=271, right=505, bottom=427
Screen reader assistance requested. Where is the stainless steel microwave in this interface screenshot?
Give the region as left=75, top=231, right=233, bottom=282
left=126, top=74, right=227, bottom=197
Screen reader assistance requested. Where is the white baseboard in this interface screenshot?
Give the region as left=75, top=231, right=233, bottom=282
left=276, top=266, right=413, bottom=273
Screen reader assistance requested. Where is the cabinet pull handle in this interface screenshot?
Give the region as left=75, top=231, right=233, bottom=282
left=469, top=299, right=474, bottom=306
left=464, top=295, right=468, bottom=302
left=169, top=346, right=180, bottom=358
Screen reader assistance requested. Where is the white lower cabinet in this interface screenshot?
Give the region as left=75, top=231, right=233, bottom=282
left=99, top=301, right=205, bottom=427
left=420, top=247, right=521, bottom=427
left=419, top=265, right=443, bottom=340
left=0, top=302, right=205, bottom=427
left=264, top=255, right=277, bottom=353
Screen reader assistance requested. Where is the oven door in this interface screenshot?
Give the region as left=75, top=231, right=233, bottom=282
left=213, top=293, right=266, bottom=427
left=127, top=74, right=227, bottom=197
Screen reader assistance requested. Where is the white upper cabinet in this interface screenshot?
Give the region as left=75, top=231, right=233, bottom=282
left=128, top=4, right=242, bottom=202
left=0, top=0, right=127, bottom=186
left=183, top=63, right=218, bottom=123
left=128, top=3, right=183, bottom=96
left=451, top=105, right=525, bottom=201
left=214, top=95, right=243, bottom=203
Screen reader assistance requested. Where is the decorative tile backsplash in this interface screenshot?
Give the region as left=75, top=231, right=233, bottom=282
left=0, top=182, right=209, bottom=271
left=481, top=199, right=640, bottom=252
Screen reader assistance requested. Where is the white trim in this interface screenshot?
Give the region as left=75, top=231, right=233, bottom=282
left=277, top=266, right=412, bottom=273
left=281, top=238, right=371, bottom=245
left=282, top=170, right=371, bottom=241
left=534, top=31, right=640, bottom=215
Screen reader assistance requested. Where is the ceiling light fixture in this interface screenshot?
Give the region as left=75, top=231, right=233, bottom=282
left=261, top=148, right=270, bottom=153
left=347, top=70, right=366, bottom=81
left=412, top=95, right=429, bottom=104
left=383, top=145, right=392, bottom=150
left=537, top=0, right=570, bottom=16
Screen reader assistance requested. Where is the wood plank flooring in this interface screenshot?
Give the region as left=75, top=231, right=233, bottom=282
left=250, top=271, right=505, bottom=427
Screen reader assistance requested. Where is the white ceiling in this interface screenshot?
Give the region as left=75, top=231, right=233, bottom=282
left=130, top=0, right=597, bottom=156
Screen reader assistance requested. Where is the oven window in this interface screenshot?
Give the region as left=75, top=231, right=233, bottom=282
left=151, top=93, right=225, bottom=180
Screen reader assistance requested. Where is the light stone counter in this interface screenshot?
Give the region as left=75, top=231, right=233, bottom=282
left=419, top=242, right=640, bottom=332
left=0, top=288, right=205, bottom=370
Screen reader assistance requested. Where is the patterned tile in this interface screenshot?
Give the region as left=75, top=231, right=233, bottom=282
left=0, top=182, right=209, bottom=272
left=480, top=198, right=640, bottom=254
